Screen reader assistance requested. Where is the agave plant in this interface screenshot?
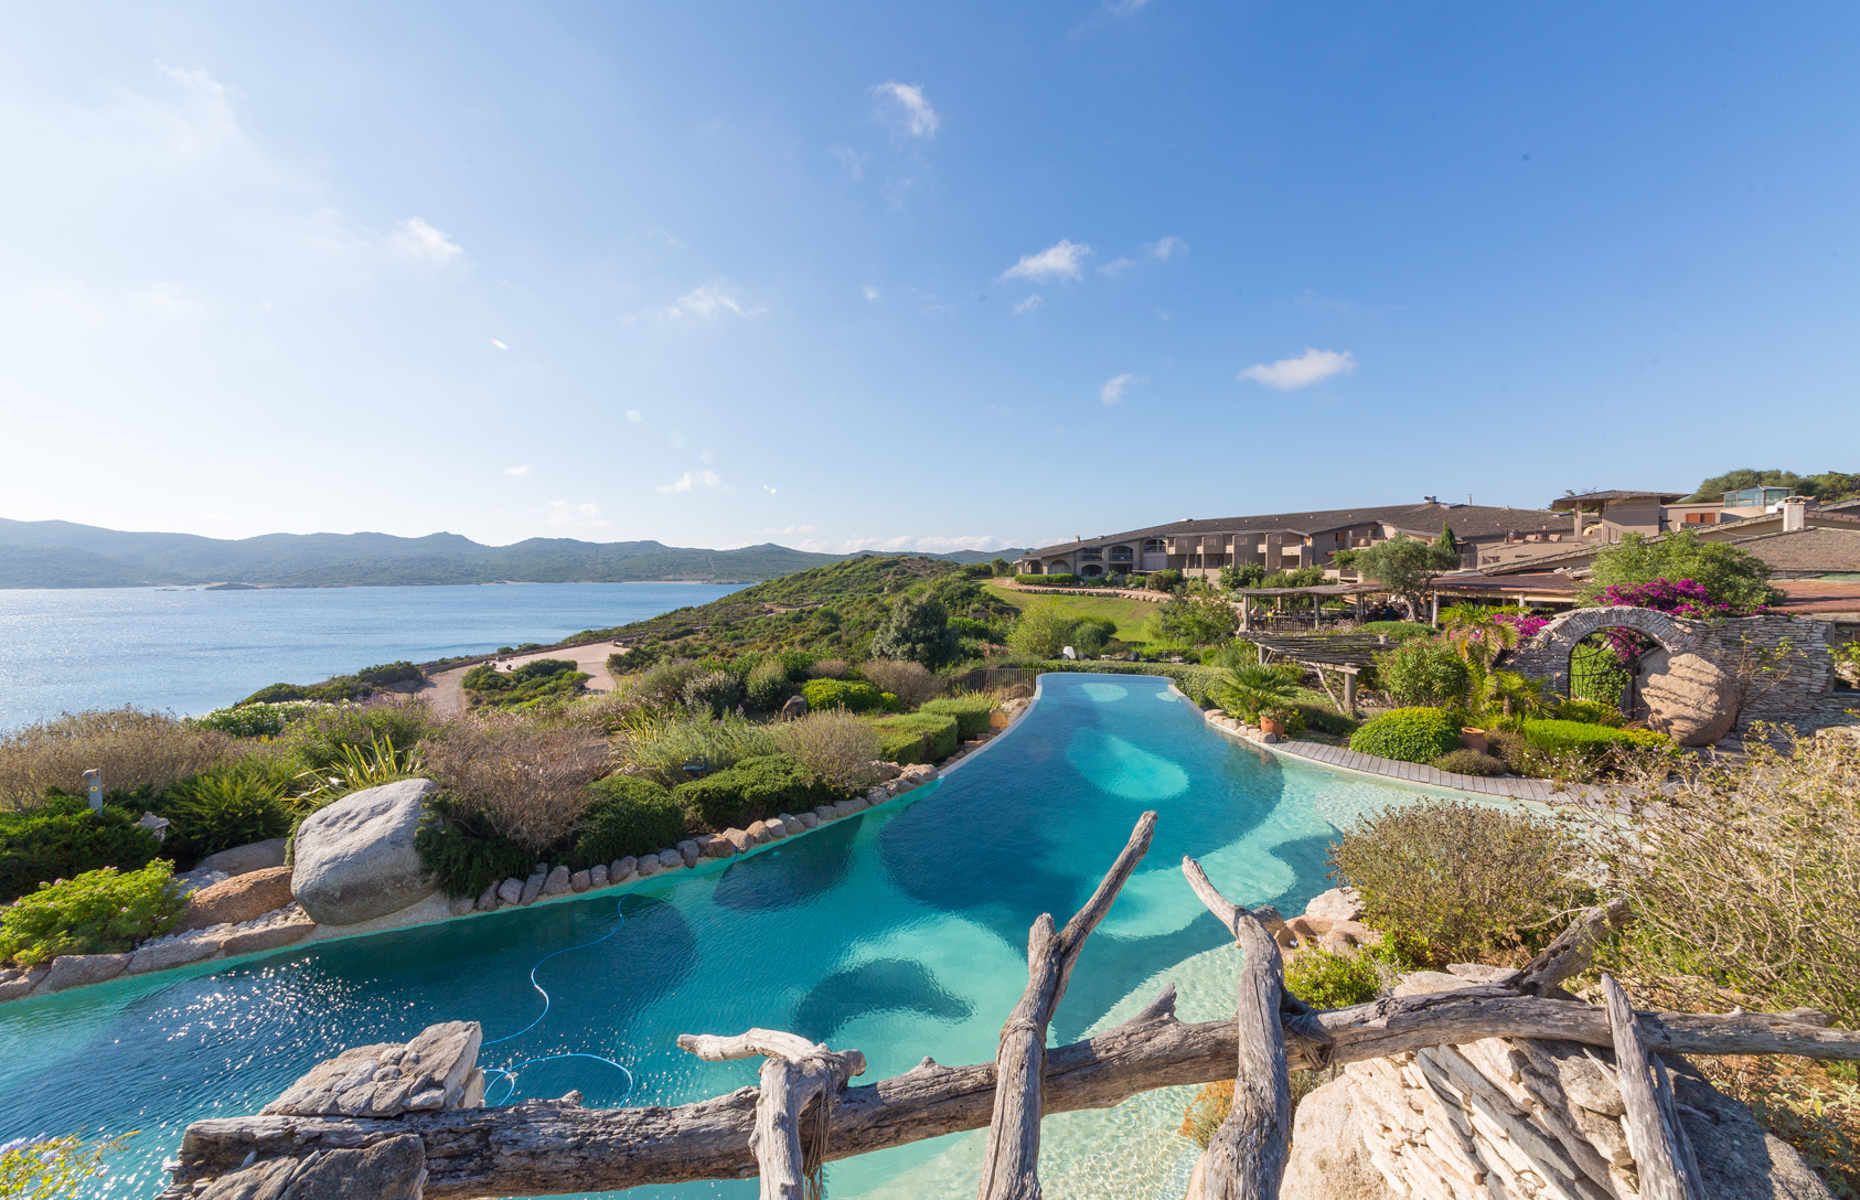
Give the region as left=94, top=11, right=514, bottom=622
left=292, top=732, right=423, bottom=810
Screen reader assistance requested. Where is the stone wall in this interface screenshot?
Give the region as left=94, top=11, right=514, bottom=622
left=1504, top=606, right=1840, bottom=733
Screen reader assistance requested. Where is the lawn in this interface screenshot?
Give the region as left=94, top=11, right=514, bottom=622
left=985, top=581, right=1161, bottom=641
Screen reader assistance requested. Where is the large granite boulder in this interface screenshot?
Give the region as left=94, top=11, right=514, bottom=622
left=1279, top=1075, right=1397, bottom=1200
left=265, top=1020, right=483, bottom=1118
left=195, top=837, right=289, bottom=878
left=177, top=866, right=296, bottom=932
left=1639, top=648, right=1737, bottom=746
left=192, top=1133, right=427, bottom=1200
left=291, top=779, right=438, bottom=926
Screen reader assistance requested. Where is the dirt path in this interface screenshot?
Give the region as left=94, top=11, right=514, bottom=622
left=419, top=643, right=621, bottom=719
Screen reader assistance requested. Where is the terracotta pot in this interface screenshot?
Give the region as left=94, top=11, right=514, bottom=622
left=1259, top=714, right=1288, bottom=737
left=1459, top=727, right=1488, bottom=754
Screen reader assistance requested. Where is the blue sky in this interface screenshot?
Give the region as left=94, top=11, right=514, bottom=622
left=2, top=2, right=1856, bottom=553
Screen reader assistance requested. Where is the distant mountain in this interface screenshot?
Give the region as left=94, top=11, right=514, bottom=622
left=0, top=518, right=1026, bottom=588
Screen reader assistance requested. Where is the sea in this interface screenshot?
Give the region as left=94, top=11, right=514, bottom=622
left=0, top=582, right=741, bottom=731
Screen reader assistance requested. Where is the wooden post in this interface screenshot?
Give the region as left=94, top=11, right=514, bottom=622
left=678, top=1029, right=866, bottom=1200
left=1428, top=591, right=1439, bottom=628
left=1240, top=596, right=1250, bottom=633
left=1181, top=857, right=1291, bottom=1200
left=976, top=812, right=1157, bottom=1200
left=1341, top=668, right=1357, bottom=717
left=1601, top=974, right=1704, bottom=1200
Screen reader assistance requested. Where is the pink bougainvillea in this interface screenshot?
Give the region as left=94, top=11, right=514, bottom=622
left=1597, top=577, right=1759, bottom=618
left=1493, top=612, right=1551, bottom=639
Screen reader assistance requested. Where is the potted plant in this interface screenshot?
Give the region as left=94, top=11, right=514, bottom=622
left=1459, top=726, right=1488, bottom=754
left=1258, top=706, right=1293, bottom=739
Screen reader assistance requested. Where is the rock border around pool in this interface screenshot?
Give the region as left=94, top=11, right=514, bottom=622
left=0, top=698, right=1036, bottom=1007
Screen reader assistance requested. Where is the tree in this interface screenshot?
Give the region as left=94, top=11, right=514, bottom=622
left=989, top=557, right=1012, bottom=577
left=1583, top=530, right=1782, bottom=613
left=1683, top=468, right=1805, bottom=502
left=1353, top=535, right=1458, bottom=620
left=1155, top=582, right=1240, bottom=646
left=1006, top=605, right=1077, bottom=659
left=868, top=594, right=955, bottom=667
left=1218, top=563, right=1266, bottom=592
left=1215, top=664, right=1301, bottom=720
left=1434, top=524, right=1460, bottom=566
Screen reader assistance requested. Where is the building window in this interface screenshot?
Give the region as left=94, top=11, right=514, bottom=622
left=1142, top=538, right=1166, bottom=553
left=1108, top=545, right=1133, bottom=563
left=1080, top=548, right=1102, bottom=562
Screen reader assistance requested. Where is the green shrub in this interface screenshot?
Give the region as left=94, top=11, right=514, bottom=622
left=462, top=659, right=589, bottom=708
left=1372, top=639, right=1470, bottom=708
left=611, top=713, right=779, bottom=788
left=744, top=660, right=791, bottom=712
left=627, top=660, right=705, bottom=710
left=681, top=669, right=745, bottom=716
left=1553, top=698, right=1623, bottom=726
left=0, top=860, right=186, bottom=966
left=868, top=712, right=960, bottom=764
left=1520, top=719, right=1675, bottom=761
left=868, top=594, right=956, bottom=667
left=1348, top=708, right=1461, bottom=764
left=415, top=793, right=539, bottom=899
left=0, top=796, right=165, bottom=904
left=673, top=754, right=837, bottom=830
left=1216, top=664, right=1301, bottom=721
left=801, top=678, right=885, bottom=713
left=0, top=1133, right=129, bottom=1198
left=159, top=758, right=295, bottom=862
left=419, top=714, right=611, bottom=855
left=1329, top=799, right=1583, bottom=967
left=771, top=710, right=886, bottom=792
left=574, top=776, right=687, bottom=866
left=858, top=660, right=939, bottom=708
left=1007, top=605, right=1079, bottom=659
left=920, top=695, right=996, bottom=739
left=1014, top=573, right=1077, bottom=587
left=291, top=732, right=424, bottom=807
left=1147, top=569, right=1183, bottom=592
left=0, top=708, right=235, bottom=810
left=189, top=701, right=329, bottom=738
left=1284, top=947, right=1383, bottom=1008
left=238, top=661, right=424, bottom=705
left=282, top=704, right=435, bottom=777
left=1430, top=749, right=1507, bottom=777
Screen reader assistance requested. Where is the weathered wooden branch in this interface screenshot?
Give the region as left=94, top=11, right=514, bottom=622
left=975, top=810, right=1157, bottom=1200
left=1182, top=856, right=1290, bottom=1200
left=677, top=1029, right=865, bottom=1200
left=167, top=983, right=1860, bottom=1198
left=1602, top=974, right=1704, bottom=1200
left=1507, top=898, right=1630, bottom=996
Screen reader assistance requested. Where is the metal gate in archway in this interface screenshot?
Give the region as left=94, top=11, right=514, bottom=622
left=1568, top=628, right=1656, bottom=717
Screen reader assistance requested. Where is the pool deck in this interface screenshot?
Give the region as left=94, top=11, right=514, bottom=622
left=1265, top=737, right=1604, bottom=804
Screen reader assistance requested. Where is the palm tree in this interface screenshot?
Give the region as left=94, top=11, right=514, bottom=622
left=1217, top=664, right=1301, bottom=720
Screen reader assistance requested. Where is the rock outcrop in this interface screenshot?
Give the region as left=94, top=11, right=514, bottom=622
left=195, top=837, right=289, bottom=878
left=291, top=779, right=439, bottom=926
left=1639, top=649, right=1738, bottom=746
left=265, top=1020, right=484, bottom=1118
left=176, top=866, right=296, bottom=932
left=184, top=1134, right=427, bottom=1200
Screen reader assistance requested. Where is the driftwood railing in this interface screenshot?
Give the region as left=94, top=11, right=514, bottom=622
left=165, top=813, right=1860, bottom=1199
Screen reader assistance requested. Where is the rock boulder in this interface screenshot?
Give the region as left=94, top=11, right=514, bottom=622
left=290, top=779, right=439, bottom=926
left=177, top=865, right=296, bottom=932
left=194, top=1134, right=427, bottom=1200
left=1639, top=649, right=1737, bottom=746
left=195, top=837, right=289, bottom=878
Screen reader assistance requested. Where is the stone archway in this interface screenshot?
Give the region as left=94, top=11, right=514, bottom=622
left=1502, top=606, right=1735, bottom=745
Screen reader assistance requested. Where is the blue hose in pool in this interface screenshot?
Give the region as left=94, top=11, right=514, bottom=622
left=478, top=899, right=636, bottom=1106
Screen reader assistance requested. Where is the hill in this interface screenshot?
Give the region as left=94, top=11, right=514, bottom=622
left=0, top=518, right=1027, bottom=588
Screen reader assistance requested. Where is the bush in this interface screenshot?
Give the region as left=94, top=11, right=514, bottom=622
left=673, top=754, right=837, bottom=830
left=0, top=796, right=165, bottom=903
left=801, top=678, right=885, bottom=713
left=806, top=658, right=852, bottom=679
left=574, top=775, right=687, bottom=866
left=745, top=660, right=792, bottom=712
left=0, top=1133, right=128, bottom=1198
left=0, top=708, right=234, bottom=810
left=1069, top=617, right=1117, bottom=658
left=1329, top=799, right=1583, bottom=966
left=1554, top=698, right=1623, bottom=726
left=462, top=659, right=589, bottom=708
left=420, top=715, right=611, bottom=854
left=858, top=660, right=940, bottom=708
left=1372, top=639, right=1471, bottom=708
left=681, top=669, right=744, bottom=717
left=1284, top=947, right=1383, bottom=1008
left=158, top=758, right=296, bottom=862
left=628, top=660, right=706, bottom=710
left=868, top=712, right=959, bottom=764
left=920, top=695, right=996, bottom=739
left=1147, top=569, right=1183, bottom=592
left=1519, top=719, right=1675, bottom=762
left=1007, top=606, right=1079, bottom=659
left=1586, top=727, right=1860, bottom=1024
left=239, top=661, right=425, bottom=705
left=1584, top=530, right=1782, bottom=614
left=190, top=701, right=329, bottom=738
left=0, top=860, right=185, bottom=967
left=415, top=793, right=539, bottom=899
left=1014, top=573, right=1077, bottom=587
left=868, top=595, right=956, bottom=667
left=1348, top=708, right=1461, bottom=764
left=771, top=710, right=885, bottom=792
left=611, top=713, right=779, bottom=787
left=281, top=703, right=436, bottom=777
left=1430, top=749, right=1507, bottom=777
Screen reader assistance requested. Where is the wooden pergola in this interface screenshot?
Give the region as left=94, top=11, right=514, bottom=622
left=1244, top=630, right=1399, bottom=716
left=1233, top=583, right=1385, bottom=633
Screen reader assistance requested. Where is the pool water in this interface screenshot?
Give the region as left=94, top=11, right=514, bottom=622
left=0, top=674, right=1452, bottom=1198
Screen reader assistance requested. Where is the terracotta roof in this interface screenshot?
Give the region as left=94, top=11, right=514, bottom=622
left=1022, top=501, right=1567, bottom=558
left=1771, top=580, right=1860, bottom=616
left=1477, top=509, right=1860, bottom=576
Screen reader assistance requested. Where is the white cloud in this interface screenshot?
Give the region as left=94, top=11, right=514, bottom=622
left=1100, top=372, right=1143, bottom=406
left=873, top=82, right=939, bottom=138
left=489, top=337, right=509, bottom=350
left=829, top=145, right=867, bottom=181
left=1097, top=256, right=1136, bottom=278
left=664, top=282, right=765, bottom=320
left=545, top=500, right=609, bottom=529
left=1012, top=294, right=1044, bottom=316
left=387, top=217, right=463, bottom=265
left=503, top=464, right=531, bottom=477
left=656, top=468, right=722, bottom=494
left=862, top=284, right=880, bottom=302
left=1238, top=347, right=1356, bottom=390
left=763, top=484, right=780, bottom=496
left=1000, top=239, right=1092, bottom=283
left=1147, top=235, right=1187, bottom=260
left=625, top=409, right=643, bottom=423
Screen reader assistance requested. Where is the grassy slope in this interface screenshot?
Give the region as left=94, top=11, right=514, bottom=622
left=568, top=556, right=1018, bottom=660
left=985, top=581, right=1160, bottom=640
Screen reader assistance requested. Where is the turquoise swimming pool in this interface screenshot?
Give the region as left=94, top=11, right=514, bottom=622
left=0, top=674, right=1453, bottom=1198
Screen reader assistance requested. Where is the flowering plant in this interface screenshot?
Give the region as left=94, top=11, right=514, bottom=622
left=1597, top=577, right=1762, bottom=618
left=1492, top=612, right=1551, bottom=639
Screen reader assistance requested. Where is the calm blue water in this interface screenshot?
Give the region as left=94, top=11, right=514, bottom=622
left=0, top=583, right=740, bottom=729
left=0, top=674, right=1436, bottom=1198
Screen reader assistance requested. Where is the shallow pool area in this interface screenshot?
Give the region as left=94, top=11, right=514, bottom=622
left=0, top=673, right=1471, bottom=1198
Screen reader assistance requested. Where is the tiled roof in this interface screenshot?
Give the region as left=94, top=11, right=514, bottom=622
left=1478, top=509, right=1860, bottom=576
left=1548, top=489, right=1688, bottom=509
left=1731, top=527, right=1860, bottom=575
left=1022, top=501, right=1567, bottom=558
